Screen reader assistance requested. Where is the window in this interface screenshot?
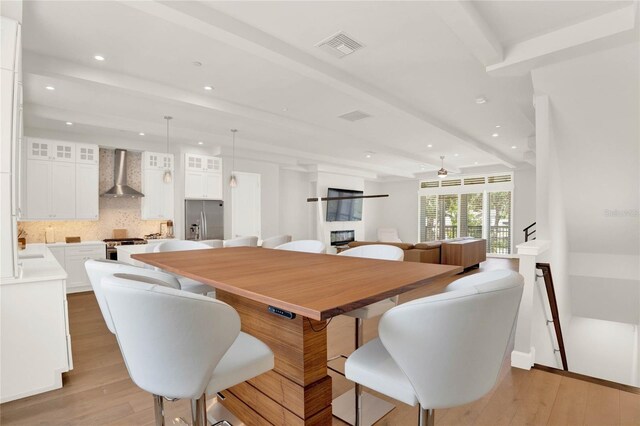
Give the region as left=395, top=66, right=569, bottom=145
left=418, top=174, right=514, bottom=254
left=460, top=193, right=483, bottom=238
left=487, top=191, right=512, bottom=254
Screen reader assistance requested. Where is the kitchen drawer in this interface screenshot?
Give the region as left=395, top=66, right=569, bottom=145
left=65, top=245, right=105, bottom=258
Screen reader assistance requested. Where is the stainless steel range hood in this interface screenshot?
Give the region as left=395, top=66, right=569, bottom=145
left=101, top=149, right=144, bottom=198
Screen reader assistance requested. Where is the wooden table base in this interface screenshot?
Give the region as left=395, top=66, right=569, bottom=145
left=217, top=290, right=333, bottom=425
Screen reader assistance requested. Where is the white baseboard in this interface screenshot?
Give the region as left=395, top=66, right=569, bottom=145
left=511, top=347, right=536, bottom=370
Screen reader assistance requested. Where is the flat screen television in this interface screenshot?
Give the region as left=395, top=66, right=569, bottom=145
left=326, top=188, right=363, bottom=222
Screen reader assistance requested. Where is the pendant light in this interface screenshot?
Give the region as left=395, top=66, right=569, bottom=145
left=437, top=155, right=448, bottom=179
left=229, top=129, right=238, bottom=188
left=163, top=116, right=173, bottom=183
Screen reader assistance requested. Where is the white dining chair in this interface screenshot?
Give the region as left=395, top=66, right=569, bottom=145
left=223, top=236, right=259, bottom=247
left=274, top=240, right=326, bottom=254
left=154, top=240, right=212, bottom=295
left=102, top=273, right=274, bottom=426
left=261, top=234, right=292, bottom=249
left=377, top=228, right=402, bottom=243
left=345, top=270, right=524, bottom=426
left=201, top=239, right=224, bottom=248
left=85, top=259, right=181, bottom=333
left=333, top=244, right=404, bottom=424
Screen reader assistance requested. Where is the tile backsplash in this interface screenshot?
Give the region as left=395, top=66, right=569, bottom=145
left=19, top=149, right=165, bottom=243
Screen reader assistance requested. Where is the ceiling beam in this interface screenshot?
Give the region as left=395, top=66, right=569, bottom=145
left=429, top=1, right=503, bottom=66
left=120, top=0, right=517, bottom=169
left=24, top=51, right=439, bottom=174
left=487, top=4, right=638, bottom=75
left=25, top=103, right=417, bottom=178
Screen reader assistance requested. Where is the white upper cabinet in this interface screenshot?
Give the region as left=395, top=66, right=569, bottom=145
left=27, top=139, right=75, bottom=162
left=141, top=151, right=174, bottom=220
left=26, top=160, right=76, bottom=220
left=75, top=163, right=99, bottom=220
left=75, top=143, right=98, bottom=165
left=184, top=153, right=222, bottom=200
left=23, top=138, right=99, bottom=221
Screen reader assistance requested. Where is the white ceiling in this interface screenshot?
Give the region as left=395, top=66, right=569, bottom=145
left=19, top=0, right=636, bottom=179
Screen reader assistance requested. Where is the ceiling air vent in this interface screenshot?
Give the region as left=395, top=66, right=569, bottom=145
left=316, top=31, right=364, bottom=58
left=338, top=110, right=371, bottom=122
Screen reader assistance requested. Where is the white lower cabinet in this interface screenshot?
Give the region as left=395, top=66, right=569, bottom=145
left=0, top=277, right=72, bottom=403
left=48, top=243, right=105, bottom=293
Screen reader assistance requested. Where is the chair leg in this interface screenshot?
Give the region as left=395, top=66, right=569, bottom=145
left=354, top=318, right=364, bottom=425
left=418, top=406, right=434, bottom=426
left=153, top=394, right=165, bottom=426
left=192, top=393, right=207, bottom=426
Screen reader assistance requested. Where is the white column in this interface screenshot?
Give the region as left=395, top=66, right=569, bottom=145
left=512, top=239, right=550, bottom=369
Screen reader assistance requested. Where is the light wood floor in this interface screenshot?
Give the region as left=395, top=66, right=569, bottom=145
left=1, top=258, right=638, bottom=425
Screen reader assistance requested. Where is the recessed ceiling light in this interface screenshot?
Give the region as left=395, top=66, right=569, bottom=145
left=138, top=132, right=145, bottom=136
left=364, top=151, right=374, bottom=159
left=427, top=144, right=433, bottom=148
left=511, top=145, right=517, bottom=149
left=203, top=86, right=213, bottom=91
left=495, top=125, right=501, bottom=128
left=65, top=121, right=73, bottom=126
left=198, top=141, right=203, bottom=145
left=45, top=86, right=55, bottom=91
left=475, top=96, right=487, bottom=104
left=474, top=161, right=479, bottom=165
left=492, top=133, right=499, bottom=138
left=454, top=153, right=459, bottom=157
left=193, top=61, right=202, bottom=67
left=282, top=107, right=288, bottom=112
left=94, top=55, right=105, bottom=61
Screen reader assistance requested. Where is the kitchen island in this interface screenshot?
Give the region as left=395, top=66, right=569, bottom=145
left=0, top=244, right=73, bottom=403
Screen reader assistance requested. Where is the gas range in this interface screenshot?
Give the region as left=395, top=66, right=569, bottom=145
left=103, top=238, right=147, bottom=249
left=103, top=238, right=147, bottom=260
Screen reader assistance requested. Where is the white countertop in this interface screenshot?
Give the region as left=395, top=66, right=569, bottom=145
left=46, top=241, right=106, bottom=247
left=116, top=244, right=153, bottom=255
left=1, top=244, right=67, bottom=285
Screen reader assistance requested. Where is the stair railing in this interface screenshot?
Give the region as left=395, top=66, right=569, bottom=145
left=524, top=222, right=536, bottom=242
left=536, top=263, right=568, bottom=371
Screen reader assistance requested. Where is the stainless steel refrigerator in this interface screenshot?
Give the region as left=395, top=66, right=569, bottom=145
left=185, top=200, right=224, bottom=240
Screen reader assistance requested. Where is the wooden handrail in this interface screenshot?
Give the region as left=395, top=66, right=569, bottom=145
left=536, top=263, right=568, bottom=371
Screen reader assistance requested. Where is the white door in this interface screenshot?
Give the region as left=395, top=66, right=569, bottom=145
left=75, top=163, right=98, bottom=220
left=231, top=172, right=261, bottom=238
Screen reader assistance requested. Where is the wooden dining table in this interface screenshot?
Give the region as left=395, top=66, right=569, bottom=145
left=132, top=247, right=462, bottom=425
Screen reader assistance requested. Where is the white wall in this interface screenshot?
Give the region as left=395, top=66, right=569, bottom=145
left=279, top=169, right=311, bottom=241
left=374, top=180, right=419, bottom=243
left=530, top=42, right=639, bottom=379
left=314, top=172, right=365, bottom=246
left=363, top=180, right=382, bottom=241
left=513, top=167, right=536, bottom=247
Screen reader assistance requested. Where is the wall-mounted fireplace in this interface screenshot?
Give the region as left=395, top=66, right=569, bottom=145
left=330, top=230, right=355, bottom=246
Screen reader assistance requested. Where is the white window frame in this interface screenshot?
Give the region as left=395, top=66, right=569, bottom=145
left=417, top=173, right=515, bottom=253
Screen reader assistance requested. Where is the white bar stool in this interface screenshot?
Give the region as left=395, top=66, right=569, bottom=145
left=223, top=236, right=259, bottom=247
left=332, top=244, right=403, bottom=425
left=345, top=270, right=524, bottom=426
left=153, top=240, right=214, bottom=295
left=274, top=240, right=326, bottom=253
left=102, top=273, right=274, bottom=426
left=260, top=234, right=292, bottom=249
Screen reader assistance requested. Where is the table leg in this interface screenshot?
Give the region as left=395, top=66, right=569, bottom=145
left=216, top=290, right=333, bottom=425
